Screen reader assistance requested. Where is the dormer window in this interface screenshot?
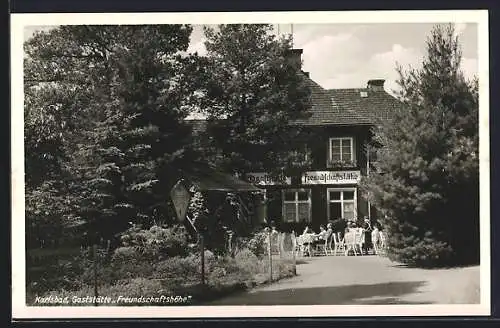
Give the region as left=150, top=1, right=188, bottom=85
left=329, top=137, right=355, bottom=167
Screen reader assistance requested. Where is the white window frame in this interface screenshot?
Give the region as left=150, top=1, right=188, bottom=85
left=326, top=187, right=357, bottom=220
left=329, top=137, right=355, bottom=162
left=282, top=188, right=312, bottom=223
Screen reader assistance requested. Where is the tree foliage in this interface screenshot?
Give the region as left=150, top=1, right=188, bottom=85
left=360, top=25, right=479, bottom=267
left=24, top=25, right=204, bottom=245
left=199, top=24, right=312, bottom=175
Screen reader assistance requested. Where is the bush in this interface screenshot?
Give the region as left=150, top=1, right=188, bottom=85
left=385, top=230, right=454, bottom=267
left=118, top=224, right=190, bottom=261
left=234, top=248, right=261, bottom=273
left=242, top=230, right=268, bottom=258
left=153, top=255, right=200, bottom=283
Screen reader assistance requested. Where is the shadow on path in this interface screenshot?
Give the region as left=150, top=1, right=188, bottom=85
left=206, top=281, right=431, bottom=305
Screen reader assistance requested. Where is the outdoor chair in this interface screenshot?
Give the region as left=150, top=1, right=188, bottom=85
left=356, top=229, right=365, bottom=254
left=293, top=234, right=307, bottom=257
left=333, top=232, right=345, bottom=256
left=313, top=240, right=323, bottom=256
left=301, top=233, right=315, bottom=257
left=371, top=229, right=380, bottom=255
left=344, top=231, right=363, bottom=256
left=314, top=231, right=332, bottom=256
left=378, top=231, right=388, bottom=255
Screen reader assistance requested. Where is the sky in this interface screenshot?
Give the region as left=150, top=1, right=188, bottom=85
left=187, top=23, right=478, bottom=94
left=24, top=23, right=478, bottom=94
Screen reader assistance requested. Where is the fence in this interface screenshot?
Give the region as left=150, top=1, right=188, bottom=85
left=263, top=231, right=298, bottom=281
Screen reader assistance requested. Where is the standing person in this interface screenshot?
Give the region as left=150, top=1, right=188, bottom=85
left=371, top=222, right=381, bottom=255
left=362, top=217, right=373, bottom=255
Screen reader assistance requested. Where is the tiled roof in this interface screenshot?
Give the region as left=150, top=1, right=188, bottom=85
left=292, top=76, right=373, bottom=126
left=326, top=87, right=403, bottom=125
left=185, top=75, right=403, bottom=130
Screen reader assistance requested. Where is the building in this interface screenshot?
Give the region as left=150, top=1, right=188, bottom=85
left=190, top=48, right=404, bottom=233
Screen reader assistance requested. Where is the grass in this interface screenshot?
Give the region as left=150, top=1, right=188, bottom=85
left=26, top=250, right=297, bottom=306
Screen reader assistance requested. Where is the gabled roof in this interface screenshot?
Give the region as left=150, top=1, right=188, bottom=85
left=292, top=76, right=373, bottom=126
left=327, top=87, right=403, bottom=125
left=185, top=75, right=403, bottom=129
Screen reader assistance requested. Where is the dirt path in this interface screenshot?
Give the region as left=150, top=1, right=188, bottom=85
left=207, top=256, right=480, bottom=305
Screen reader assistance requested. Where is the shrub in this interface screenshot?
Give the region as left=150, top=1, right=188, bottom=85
left=111, top=246, right=141, bottom=263
left=118, top=224, right=190, bottom=261
left=242, top=230, right=268, bottom=258
left=385, top=230, right=454, bottom=267
left=234, top=248, right=261, bottom=274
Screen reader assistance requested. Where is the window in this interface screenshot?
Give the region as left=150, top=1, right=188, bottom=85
left=329, top=137, right=354, bottom=162
left=282, top=189, right=311, bottom=223
left=327, top=188, right=357, bottom=221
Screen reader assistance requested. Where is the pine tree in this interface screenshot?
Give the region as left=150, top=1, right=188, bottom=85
left=199, top=24, right=312, bottom=176
left=360, top=24, right=479, bottom=267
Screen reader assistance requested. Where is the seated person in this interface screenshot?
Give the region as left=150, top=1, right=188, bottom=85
left=310, top=225, right=326, bottom=246
left=270, top=221, right=279, bottom=236
left=345, top=220, right=356, bottom=232
left=316, top=225, right=328, bottom=241
left=326, top=223, right=333, bottom=235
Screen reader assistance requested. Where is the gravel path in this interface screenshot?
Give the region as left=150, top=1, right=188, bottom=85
left=207, top=255, right=480, bottom=305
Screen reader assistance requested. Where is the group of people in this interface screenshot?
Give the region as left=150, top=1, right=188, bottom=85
left=298, top=224, right=333, bottom=256
left=262, top=217, right=386, bottom=256
left=297, top=217, right=384, bottom=256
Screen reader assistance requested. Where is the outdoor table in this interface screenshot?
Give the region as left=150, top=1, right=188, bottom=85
left=298, top=233, right=318, bottom=256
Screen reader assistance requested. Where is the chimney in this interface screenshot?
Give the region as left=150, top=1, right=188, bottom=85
left=285, top=48, right=303, bottom=70
left=367, top=79, right=385, bottom=92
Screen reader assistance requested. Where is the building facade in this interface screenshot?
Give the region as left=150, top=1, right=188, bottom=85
left=189, top=48, right=404, bottom=233
left=241, top=49, right=404, bottom=232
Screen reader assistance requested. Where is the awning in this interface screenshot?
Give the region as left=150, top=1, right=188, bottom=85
left=181, top=163, right=263, bottom=192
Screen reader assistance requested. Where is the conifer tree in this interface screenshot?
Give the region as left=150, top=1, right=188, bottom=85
left=360, top=24, right=479, bottom=267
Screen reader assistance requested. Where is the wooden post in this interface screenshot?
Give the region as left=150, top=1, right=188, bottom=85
left=93, top=244, right=98, bottom=306
left=367, top=144, right=372, bottom=218
left=278, top=233, right=283, bottom=258
left=268, top=230, right=272, bottom=282
left=200, top=234, right=205, bottom=285
left=292, top=232, right=297, bottom=276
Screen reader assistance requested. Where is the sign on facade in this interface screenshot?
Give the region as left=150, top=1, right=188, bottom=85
left=301, top=170, right=361, bottom=185
left=170, top=180, right=191, bottom=222
left=245, top=172, right=292, bottom=185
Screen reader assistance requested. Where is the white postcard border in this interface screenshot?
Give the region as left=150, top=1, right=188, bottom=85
left=11, top=9, right=491, bottom=319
